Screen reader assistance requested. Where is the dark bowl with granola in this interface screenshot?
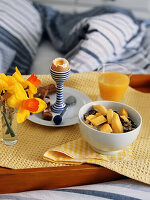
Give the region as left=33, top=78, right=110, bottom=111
left=78, top=101, right=142, bottom=154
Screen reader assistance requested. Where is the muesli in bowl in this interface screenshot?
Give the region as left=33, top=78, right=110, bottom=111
left=78, top=101, right=142, bottom=154
left=83, top=104, right=137, bottom=133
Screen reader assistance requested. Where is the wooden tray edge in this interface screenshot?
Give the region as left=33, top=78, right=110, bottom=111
left=0, top=74, right=149, bottom=193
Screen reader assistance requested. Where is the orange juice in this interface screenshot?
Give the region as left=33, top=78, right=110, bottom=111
left=98, top=72, right=129, bottom=101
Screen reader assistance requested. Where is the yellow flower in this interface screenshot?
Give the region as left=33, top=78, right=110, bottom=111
left=5, top=76, right=21, bottom=95
left=25, top=81, right=37, bottom=98
left=7, top=91, right=47, bottom=123
left=0, top=73, right=8, bottom=93
left=6, top=78, right=47, bottom=123
left=1, top=68, right=47, bottom=123
left=7, top=83, right=27, bottom=108
left=13, top=67, right=41, bottom=98
left=0, top=74, right=19, bottom=95
left=12, top=67, right=27, bottom=88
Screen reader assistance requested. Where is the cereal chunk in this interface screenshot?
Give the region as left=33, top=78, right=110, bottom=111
left=86, top=114, right=96, bottom=122
left=95, top=112, right=102, bottom=117
left=90, top=115, right=107, bottom=126
left=111, top=112, right=123, bottom=133
left=100, top=123, right=113, bottom=133
left=119, top=107, right=128, bottom=117
left=92, top=104, right=107, bottom=115
left=120, top=115, right=130, bottom=124
left=107, top=109, right=114, bottom=124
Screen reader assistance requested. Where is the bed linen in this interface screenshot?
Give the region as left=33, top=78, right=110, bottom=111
left=33, top=3, right=138, bottom=53
left=34, top=2, right=150, bottom=74
left=0, top=0, right=42, bottom=75
left=0, top=179, right=150, bottom=199
left=1, top=0, right=150, bottom=74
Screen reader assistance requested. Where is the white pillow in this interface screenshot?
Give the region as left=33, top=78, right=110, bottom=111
left=69, top=13, right=139, bottom=73
left=0, top=0, right=42, bottom=74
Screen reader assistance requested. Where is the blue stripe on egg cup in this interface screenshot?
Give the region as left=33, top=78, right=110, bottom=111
left=50, top=68, right=70, bottom=113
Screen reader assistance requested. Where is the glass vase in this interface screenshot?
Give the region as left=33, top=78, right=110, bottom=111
left=1, top=103, right=18, bottom=145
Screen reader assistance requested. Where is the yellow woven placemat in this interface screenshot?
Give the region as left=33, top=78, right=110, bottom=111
left=0, top=72, right=150, bottom=185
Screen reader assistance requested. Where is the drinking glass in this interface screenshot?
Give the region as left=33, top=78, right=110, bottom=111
left=98, top=63, right=132, bottom=102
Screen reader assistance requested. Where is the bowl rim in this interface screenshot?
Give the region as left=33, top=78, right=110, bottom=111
left=78, top=100, right=142, bottom=136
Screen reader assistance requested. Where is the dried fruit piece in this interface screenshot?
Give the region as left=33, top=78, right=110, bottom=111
left=83, top=109, right=97, bottom=120
left=90, top=115, right=107, bottom=126
left=95, top=112, right=102, bottom=117
left=111, top=112, right=123, bottom=133
left=119, top=107, right=128, bottom=117
left=86, top=114, right=96, bottom=122
left=92, top=104, right=107, bottom=115
left=120, top=115, right=130, bottom=124
left=100, top=123, right=113, bottom=133
left=107, top=109, right=114, bottom=124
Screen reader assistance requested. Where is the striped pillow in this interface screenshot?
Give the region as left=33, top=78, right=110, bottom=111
left=0, top=0, right=42, bottom=74
left=69, top=13, right=139, bottom=73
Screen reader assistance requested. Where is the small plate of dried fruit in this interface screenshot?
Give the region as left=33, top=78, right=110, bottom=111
left=28, top=85, right=91, bottom=127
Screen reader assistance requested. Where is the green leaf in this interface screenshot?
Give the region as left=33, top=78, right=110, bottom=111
left=1, top=91, right=5, bottom=96
left=2, top=111, right=16, bottom=137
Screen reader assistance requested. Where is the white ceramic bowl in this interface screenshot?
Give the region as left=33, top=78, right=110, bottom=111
left=78, top=101, right=142, bottom=154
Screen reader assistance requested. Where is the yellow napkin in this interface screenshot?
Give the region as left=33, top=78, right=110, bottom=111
left=43, top=137, right=133, bottom=165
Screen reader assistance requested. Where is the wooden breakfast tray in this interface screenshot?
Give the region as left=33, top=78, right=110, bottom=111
left=0, top=74, right=150, bottom=194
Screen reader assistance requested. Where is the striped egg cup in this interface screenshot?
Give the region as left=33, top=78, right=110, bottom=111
left=50, top=68, right=70, bottom=113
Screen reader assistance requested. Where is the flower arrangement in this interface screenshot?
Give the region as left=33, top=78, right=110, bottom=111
left=0, top=67, right=47, bottom=145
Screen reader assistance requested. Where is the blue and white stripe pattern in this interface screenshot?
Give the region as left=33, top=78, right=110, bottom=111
left=1, top=1, right=150, bottom=75
left=67, top=13, right=150, bottom=74
left=50, top=69, right=70, bottom=113
left=0, top=0, right=42, bottom=74
left=32, top=3, right=150, bottom=74
left=1, top=179, right=150, bottom=199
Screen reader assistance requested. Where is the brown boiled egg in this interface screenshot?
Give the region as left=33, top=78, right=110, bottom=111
left=51, top=58, right=70, bottom=72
